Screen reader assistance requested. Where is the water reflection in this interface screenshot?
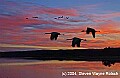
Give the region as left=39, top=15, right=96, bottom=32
left=0, top=59, right=119, bottom=78
left=102, top=61, right=116, bottom=67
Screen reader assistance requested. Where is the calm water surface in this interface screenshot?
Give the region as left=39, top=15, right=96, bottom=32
left=0, top=58, right=120, bottom=78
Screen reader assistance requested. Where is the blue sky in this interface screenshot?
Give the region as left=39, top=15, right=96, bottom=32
left=10, top=0, right=120, bottom=12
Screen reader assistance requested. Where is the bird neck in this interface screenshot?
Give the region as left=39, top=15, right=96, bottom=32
left=95, top=31, right=100, bottom=32
left=81, top=30, right=86, bottom=32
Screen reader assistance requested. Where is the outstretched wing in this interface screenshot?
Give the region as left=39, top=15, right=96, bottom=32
left=45, top=33, right=51, bottom=34
left=92, top=31, right=95, bottom=38
left=66, top=39, right=72, bottom=40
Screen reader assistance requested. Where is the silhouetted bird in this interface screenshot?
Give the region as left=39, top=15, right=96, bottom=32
left=102, top=61, right=116, bottom=67
left=54, top=18, right=57, bottom=19
left=58, top=16, right=63, bottom=19
left=66, top=17, right=69, bottom=19
left=54, top=16, right=69, bottom=19
left=26, top=18, right=28, bottom=19
left=45, top=32, right=63, bottom=40
left=81, top=27, right=100, bottom=38
left=67, top=37, right=86, bottom=47
left=32, top=17, right=38, bottom=18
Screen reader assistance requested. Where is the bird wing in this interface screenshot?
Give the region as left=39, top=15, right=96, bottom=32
left=50, top=34, right=54, bottom=40
left=66, top=39, right=72, bottom=40
left=45, top=33, right=51, bottom=34
left=86, top=28, right=90, bottom=34
left=32, top=17, right=38, bottom=18
left=92, top=31, right=95, bottom=38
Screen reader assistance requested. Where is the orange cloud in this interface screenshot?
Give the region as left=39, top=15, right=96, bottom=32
left=96, top=20, right=120, bottom=34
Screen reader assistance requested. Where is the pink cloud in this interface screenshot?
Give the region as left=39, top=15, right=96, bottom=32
left=0, top=14, right=69, bottom=29
left=92, top=12, right=120, bottom=18
left=28, top=7, right=79, bottom=17
left=101, top=12, right=120, bottom=18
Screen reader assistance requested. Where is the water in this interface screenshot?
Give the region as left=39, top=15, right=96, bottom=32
left=0, top=58, right=120, bottom=78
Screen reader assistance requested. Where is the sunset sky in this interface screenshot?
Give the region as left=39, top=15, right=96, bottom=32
left=1, top=0, right=120, bottom=51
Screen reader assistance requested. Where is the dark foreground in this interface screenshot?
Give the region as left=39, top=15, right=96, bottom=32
left=0, top=48, right=120, bottom=66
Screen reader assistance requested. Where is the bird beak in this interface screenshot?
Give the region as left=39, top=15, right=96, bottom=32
left=84, top=39, right=87, bottom=41
left=60, top=34, right=64, bottom=35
